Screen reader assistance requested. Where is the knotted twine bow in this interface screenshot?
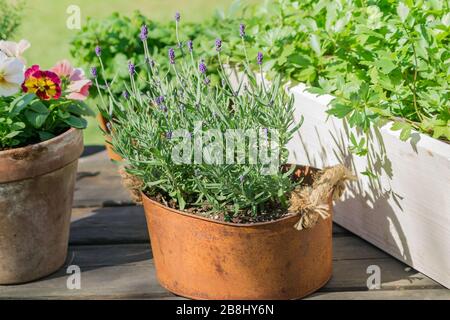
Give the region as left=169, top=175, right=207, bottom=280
left=289, top=164, right=356, bottom=230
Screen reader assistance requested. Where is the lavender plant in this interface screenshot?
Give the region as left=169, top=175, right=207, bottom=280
left=94, top=16, right=302, bottom=222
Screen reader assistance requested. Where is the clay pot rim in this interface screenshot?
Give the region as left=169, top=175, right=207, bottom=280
left=0, top=127, right=83, bottom=183
left=141, top=192, right=302, bottom=228
left=0, top=127, right=76, bottom=156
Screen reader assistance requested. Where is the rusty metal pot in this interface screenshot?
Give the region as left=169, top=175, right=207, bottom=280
left=0, top=128, right=83, bottom=284
left=97, top=113, right=122, bottom=162
left=141, top=169, right=333, bottom=300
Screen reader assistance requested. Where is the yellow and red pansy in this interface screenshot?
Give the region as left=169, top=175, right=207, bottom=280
left=22, top=65, right=61, bottom=100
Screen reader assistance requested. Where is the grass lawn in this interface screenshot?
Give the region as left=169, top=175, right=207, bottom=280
left=14, top=0, right=237, bottom=145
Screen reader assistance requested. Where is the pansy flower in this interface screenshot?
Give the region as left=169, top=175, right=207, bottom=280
left=0, top=39, right=30, bottom=64
left=0, top=52, right=25, bottom=97
left=22, top=65, right=62, bottom=100
left=51, top=60, right=91, bottom=101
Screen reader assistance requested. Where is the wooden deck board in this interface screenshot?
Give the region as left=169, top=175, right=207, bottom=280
left=74, top=151, right=133, bottom=208
left=1, top=150, right=448, bottom=300
left=0, top=243, right=446, bottom=299
left=70, top=206, right=349, bottom=245
left=307, top=289, right=450, bottom=300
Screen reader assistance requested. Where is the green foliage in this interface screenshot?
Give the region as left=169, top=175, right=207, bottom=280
left=73, top=0, right=449, bottom=163
left=0, top=0, right=25, bottom=40
left=207, top=0, right=450, bottom=143
left=70, top=11, right=222, bottom=97
left=95, top=29, right=301, bottom=220
left=0, top=93, right=94, bottom=150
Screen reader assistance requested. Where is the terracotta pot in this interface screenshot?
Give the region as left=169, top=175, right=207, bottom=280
left=97, top=113, right=122, bottom=162
left=0, top=128, right=83, bottom=284
left=141, top=168, right=333, bottom=300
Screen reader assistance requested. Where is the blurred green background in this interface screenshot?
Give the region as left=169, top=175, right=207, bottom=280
left=14, top=0, right=236, bottom=145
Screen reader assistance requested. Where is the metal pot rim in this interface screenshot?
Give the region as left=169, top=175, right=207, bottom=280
left=141, top=170, right=331, bottom=229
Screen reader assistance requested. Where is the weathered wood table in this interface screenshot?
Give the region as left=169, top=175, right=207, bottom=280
left=0, top=150, right=449, bottom=300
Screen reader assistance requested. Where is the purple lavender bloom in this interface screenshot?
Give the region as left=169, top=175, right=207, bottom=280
left=95, top=46, right=101, bottom=57
left=215, top=38, right=222, bottom=52
left=187, top=40, right=193, bottom=52
left=239, top=175, right=245, bottom=183
left=140, top=24, right=148, bottom=41
left=257, top=52, right=263, bottom=65
left=239, top=23, right=246, bottom=37
left=122, top=91, right=129, bottom=100
left=204, top=77, right=211, bottom=85
left=175, top=12, right=180, bottom=22
left=166, top=131, right=173, bottom=139
left=199, top=61, right=207, bottom=74
left=90, top=67, right=97, bottom=78
left=168, top=48, right=175, bottom=64
left=156, top=95, right=165, bottom=106
left=128, top=61, right=136, bottom=75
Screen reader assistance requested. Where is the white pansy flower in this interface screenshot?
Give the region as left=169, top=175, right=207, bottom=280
left=0, top=39, right=31, bottom=64
left=0, top=52, right=25, bottom=97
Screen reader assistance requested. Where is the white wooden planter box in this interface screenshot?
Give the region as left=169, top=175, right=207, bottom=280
left=287, top=83, right=450, bottom=288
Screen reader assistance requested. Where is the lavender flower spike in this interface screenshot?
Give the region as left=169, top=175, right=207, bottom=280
left=156, top=95, right=165, bottom=106
left=257, top=52, right=263, bottom=65
left=239, top=23, right=246, bottom=37
left=175, top=12, right=181, bottom=22
left=128, top=61, right=136, bottom=75
left=168, top=48, right=176, bottom=64
left=140, top=24, right=148, bottom=41
left=95, top=45, right=101, bottom=57
left=187, top=40, right=193, bottom=52
left=215, top=38, right=222, bottom=52
left=90, top=67, right=97, bottom=78
left=122, top=91, right=130, bottom=100
left=199, top=61, right=207, bottom=74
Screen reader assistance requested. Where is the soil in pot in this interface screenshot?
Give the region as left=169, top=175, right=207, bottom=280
left=0, top=128, right=84, bottom=284
left=141, top=165, right=352, bottom=300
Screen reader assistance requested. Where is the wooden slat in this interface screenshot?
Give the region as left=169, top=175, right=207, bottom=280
left=0, top=244, right=171, bottom=300
left=74, top=151, right=133, bottom=207
left=70, top=206, right=349, bottom=245
left=70, top=206, right=148, bottom=245
left=324, top=258, right=439, bottom=291
left=307, top=289, right=450, bottom=300
left=0, top=243, right=442, bottom=299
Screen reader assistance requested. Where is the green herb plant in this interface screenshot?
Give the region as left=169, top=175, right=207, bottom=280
left=0, top=0, right=25, bottom=40
left=0, top=93, right=93, bottom=149
left=210, top=0, right=449, bottom=144
left=94, top=19, right=302, bottom=222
